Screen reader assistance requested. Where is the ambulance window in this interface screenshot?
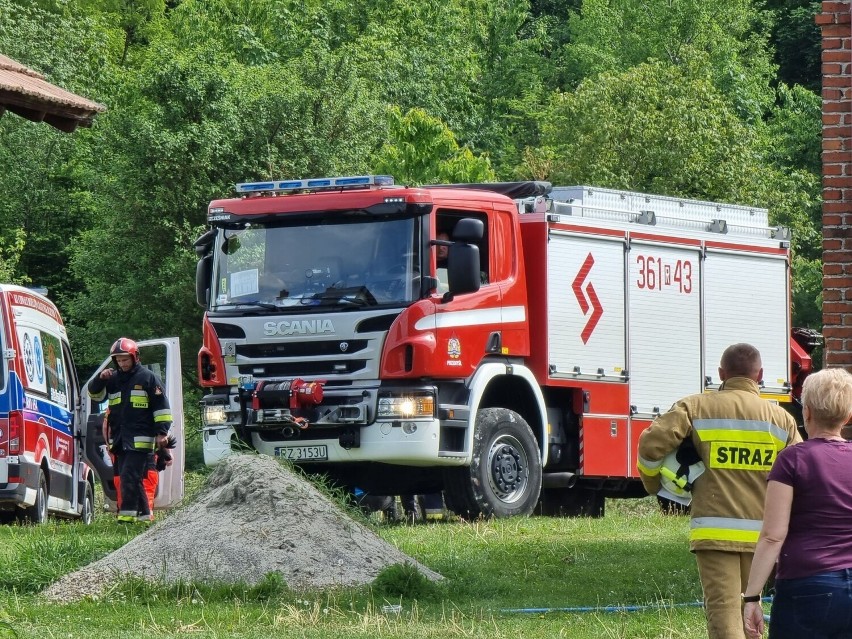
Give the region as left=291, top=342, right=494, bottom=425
left=61, top=342, right=77, bottom=411
left=42, top=332, right=69, bottom=410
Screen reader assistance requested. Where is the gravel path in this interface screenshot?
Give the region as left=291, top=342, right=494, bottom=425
left=43, top=454, right=441, bottom=602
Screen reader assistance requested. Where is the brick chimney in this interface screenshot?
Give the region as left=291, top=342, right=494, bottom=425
left=818, top=1, right=852, bottom=368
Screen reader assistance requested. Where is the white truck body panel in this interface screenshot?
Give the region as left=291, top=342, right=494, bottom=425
left=545, top=186, right=790, bottom=417
left=704, top=251, right=790, bottom=393
left=547, top=231, right=626, bottom=380
left=627, top=240, right=703, bottom=415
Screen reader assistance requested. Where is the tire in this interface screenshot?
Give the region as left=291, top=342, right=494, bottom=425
left=444, top=408, right=542, bottom=519
left=21, top=469, right=48, bottom=524
left=536, top=486, right=605, bottom=518
left=80, top=482, right=95, bottom=525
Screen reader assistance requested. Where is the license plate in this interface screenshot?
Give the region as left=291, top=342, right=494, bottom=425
left=0, top=461, right=7, bottom=483
left=274, top=445, right=328, bottom=461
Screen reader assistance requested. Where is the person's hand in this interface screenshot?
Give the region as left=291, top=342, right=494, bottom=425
left=743, top=601, right=764, bottom=638
left=155, top=434, right=169, bottom=448
left=99, top=368, right=115, bottom=380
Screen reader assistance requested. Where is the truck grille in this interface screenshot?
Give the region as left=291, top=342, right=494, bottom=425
left=237, top=340, right=368, bottom=358
left=237, top=360, right=368, bottom=377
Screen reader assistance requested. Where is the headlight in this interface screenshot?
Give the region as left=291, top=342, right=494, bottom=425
left=377, top=394, right=435, bottom=419
left=202, top=404, right=228, bottom=426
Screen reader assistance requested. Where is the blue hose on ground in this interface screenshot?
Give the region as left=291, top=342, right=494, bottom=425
left=500, top=596, right=772, bottom=618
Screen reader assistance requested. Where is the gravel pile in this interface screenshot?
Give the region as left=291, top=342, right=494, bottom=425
left=43, top=454, right=441, bottom=602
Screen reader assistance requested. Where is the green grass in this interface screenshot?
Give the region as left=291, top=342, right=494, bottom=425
left=0, top=483, right=709, bottom=639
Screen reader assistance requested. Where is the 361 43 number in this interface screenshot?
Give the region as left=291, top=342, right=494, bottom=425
left=636, top=256, right=692, bottom=293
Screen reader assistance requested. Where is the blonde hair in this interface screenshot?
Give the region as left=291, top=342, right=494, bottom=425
left=801, top=368, right=852, bottom=428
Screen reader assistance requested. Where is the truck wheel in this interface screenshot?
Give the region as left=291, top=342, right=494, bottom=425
left=80, top=482, right=95, bottom=525
left=21, top=470, right=48, bottom=524
left=536, top=486, right=605, bottom=518
left=444, top=408, right=542, bottom=519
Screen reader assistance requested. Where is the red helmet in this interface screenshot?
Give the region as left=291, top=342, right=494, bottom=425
left=110, top=337, right=139, bottom=363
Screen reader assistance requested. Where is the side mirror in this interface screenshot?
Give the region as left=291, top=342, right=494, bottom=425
left=452, top=218, right=484, bottom=243
left=196, top=254, right=212, bottom=307
left=447, top=243, right=480, bottom=297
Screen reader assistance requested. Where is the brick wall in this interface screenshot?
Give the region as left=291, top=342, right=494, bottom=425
left=818, top=1, right=852, bottom=368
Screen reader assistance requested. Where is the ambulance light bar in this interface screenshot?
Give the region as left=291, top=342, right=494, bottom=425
left=235, top=175, right=395, bottom=194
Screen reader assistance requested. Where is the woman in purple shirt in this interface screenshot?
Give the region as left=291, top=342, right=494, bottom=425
left=743, top=367, right=852, bottom=639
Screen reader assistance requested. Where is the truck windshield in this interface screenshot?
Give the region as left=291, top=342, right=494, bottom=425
left=210, top=214, right=421, bottom=311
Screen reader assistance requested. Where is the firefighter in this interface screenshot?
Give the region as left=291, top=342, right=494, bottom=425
left=88, top=338, right=172, bottom=523
left=105, top=407, right=174, bottom=521
left=637, top=343, right=801, bottom=639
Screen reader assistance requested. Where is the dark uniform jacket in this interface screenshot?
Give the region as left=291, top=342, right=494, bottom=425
left=88, top=363, right=172, bottom=454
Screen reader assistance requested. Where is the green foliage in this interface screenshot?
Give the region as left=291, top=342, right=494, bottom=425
left=766, top=0, right=821, bottom=91
left=562, top=0, right=777, bottom=122
left=373, top=107, right=495, bottom=185
left=372, top=562, right=439, bottom=602
left=0, top=229, right=27, bottom=285
left=529, top=61, right=763, bottom=202
left=766, top=84, right=822, bottom=176
left=0, top=0, right=122, bottom=314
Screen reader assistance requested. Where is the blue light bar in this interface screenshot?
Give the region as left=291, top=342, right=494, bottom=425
left=235, top=175, right=395, bottom=194
left=238, top=181, right=276, bottom=192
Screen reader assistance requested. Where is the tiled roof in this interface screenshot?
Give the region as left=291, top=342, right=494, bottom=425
left=0, top=53, right=105, bottom=132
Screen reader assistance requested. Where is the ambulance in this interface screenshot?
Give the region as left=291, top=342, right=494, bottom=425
left=0, top=285, right=184, bottom=523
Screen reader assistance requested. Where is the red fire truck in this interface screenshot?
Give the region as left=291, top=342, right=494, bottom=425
left=194, top=177, right=815, bottom=518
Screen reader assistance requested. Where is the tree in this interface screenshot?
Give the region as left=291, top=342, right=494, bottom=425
left=765, top=0, right=821, bottom=92
left=0, top=0, right=122, bottom=309
left=561, top=0, right=777, bottom=122
left=522, top=60, right=821, bottom=327
left=372, top=107, right=495, bottom=185
left=525, top=61, right=766, bottom=202
left=67, top=32, right=384, bottom=369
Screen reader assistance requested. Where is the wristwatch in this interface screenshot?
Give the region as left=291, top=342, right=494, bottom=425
left=741, top=593, right=761, bottom=603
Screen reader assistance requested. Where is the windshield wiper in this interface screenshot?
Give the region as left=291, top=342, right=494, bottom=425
left=306, top=286, right=379, bottom=308
left=214, top=300, right=280, bottom=310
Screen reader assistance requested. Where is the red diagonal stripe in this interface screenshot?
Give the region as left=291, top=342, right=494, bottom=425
left=581, top=281, right=603, bottom=344
left=572, top=253, right=595, bottom=314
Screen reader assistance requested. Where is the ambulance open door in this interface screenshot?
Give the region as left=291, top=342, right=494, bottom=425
left=80, top=337, right=184, bottom=510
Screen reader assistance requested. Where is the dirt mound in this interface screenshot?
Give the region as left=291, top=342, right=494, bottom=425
left=43, top=454, right=441, bottom=602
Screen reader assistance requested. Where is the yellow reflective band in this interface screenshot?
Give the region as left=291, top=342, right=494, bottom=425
left=696, top=429, right=786, bottom=451
left=689, top=528, right=760, bottom=543
left=637, top=461, right=660, bottom=476
left=130, top=396, right=149, bottom=408
left=133, top=441, right=156, bottom=450
left=709, top=442, right=776, bottom=470
left=154, top=414, right=172, bottom=423
left=108, top=397, right=121, bottom=406
left=760, top=393, right=792, bottom=403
